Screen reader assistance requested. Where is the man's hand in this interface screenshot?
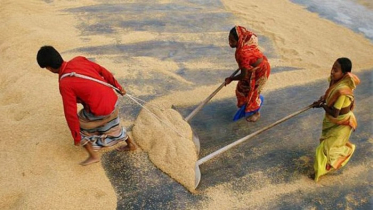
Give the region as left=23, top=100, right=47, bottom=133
left=119, top=89, right=126, bottom=96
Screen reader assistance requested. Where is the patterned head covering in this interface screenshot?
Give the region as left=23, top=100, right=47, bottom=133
left=323, top=72, right=360, bottom=129
left=325, top=72, right=360, bottom=106
left=233, top=26, right=263, bottom=71
left=235, top=25, right=258, bottom=49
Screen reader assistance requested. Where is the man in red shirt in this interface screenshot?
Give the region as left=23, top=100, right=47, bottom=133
left=37, top=46, right=136, bottom=166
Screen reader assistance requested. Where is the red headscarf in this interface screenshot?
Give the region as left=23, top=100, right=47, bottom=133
left=235, top=26, right=258, bottom=50
left=234, top=26, right=263, bottom=70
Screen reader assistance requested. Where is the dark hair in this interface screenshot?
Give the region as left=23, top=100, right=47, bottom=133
left=36, top=46, right=63, bottom=69
left=230, top=27, right=238, bottom=41
left=336, top=57, right=352, bottom=73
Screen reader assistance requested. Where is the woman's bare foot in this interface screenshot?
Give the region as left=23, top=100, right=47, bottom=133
left=326, top=164, right=331, bottom=171
left=116, top=137, right=137, bottom=152
left=251, top=112, right=260, bottom=122
left=246, top=112, right=260, bottom=122
left=80, top=156, right=100, bottom=166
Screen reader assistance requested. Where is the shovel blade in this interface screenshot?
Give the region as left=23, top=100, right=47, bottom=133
left=192, top=128, right=200, bottom=155
left=171, top=105, right=201, bottom=155
left=194, top=162, right=201, bottom=189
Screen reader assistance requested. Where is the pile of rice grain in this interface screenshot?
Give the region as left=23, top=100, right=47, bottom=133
left=132, top=103, right=198, bottom=193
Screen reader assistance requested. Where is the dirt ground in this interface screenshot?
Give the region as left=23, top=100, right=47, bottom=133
left=1, top=0, right=372, bottom=209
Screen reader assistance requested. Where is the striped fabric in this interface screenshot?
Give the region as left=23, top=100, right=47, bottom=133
left=78, top=106, right=127, bottom=149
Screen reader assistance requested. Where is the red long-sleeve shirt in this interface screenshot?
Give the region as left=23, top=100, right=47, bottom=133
left=58, top=56, right=123, bottom=144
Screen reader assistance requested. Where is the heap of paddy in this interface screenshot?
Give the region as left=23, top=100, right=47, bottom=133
left=132, top=100, right=198, bottom=193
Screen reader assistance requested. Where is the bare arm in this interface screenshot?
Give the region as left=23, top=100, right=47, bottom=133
left=321, top=104, right=340, bottom=118
left=312, top=95, right=343, bottom=118
left=225, top=67, right=252, bottom=85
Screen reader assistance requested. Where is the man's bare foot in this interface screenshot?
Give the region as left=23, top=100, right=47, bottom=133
left=79, top=156, right=100, bottom=166
left=116, top=145, right=135, bottom=151
left=116, top=137, right=137, bottom=152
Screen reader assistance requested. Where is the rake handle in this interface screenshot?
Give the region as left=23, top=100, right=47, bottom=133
left=185, top=68, right=240, bottom=122
left=197, top=105, right=313, bottom=166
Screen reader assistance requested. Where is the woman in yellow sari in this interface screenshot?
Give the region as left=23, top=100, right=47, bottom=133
left=312, top=57, right=360, bottom=182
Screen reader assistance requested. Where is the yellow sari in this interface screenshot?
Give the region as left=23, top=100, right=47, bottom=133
left=314, top=73, right=360, bottom=182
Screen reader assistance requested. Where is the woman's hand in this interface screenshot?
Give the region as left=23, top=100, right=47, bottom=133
left=225, top=77, right=233, bottom=86
left=312, top=101, right=323, bottom=108
left=312, top=96, right=325, bottom=108
left=312, top=98, right=324, bottom=108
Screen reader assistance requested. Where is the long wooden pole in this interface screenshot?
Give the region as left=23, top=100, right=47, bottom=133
left=197, top=105, right=313, bottom=165
left=185, top=68, right=240, bottom=122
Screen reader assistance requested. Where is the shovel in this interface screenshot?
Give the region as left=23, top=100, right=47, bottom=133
left=194, top=104, right=313, bottom=189
left=183, top=68, right=240, bottom=154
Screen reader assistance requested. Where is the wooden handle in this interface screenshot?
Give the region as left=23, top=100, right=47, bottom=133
left=197, top=105, right=313, bottom=165
left=185, top=68, right=240, bottom=122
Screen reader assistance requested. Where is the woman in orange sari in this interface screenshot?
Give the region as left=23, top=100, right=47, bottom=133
left=311, top=57, right=360, bottom=181
left=225, top=26, right=271, bottom=122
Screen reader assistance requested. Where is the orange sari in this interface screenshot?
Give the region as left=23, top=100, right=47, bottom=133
left=234, top=26, right=271, bottom=115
